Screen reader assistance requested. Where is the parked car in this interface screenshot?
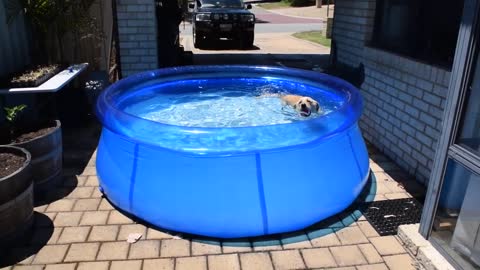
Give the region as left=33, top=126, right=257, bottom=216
left=189, top=0, right=255, bottom=49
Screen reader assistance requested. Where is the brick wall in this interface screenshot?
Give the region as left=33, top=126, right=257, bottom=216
left=116, top=0, right=158, bottom=77
left=332, top=0, right=451, bottom=184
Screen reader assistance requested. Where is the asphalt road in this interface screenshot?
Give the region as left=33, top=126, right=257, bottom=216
left=180, top=5, right=324, bottom=35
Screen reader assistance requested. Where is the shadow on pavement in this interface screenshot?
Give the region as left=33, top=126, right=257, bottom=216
left=197, top=39, right=261, bottom=51
left=190, top=53, right=330, bottom=70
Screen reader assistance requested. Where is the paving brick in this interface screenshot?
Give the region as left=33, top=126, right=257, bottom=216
left=240, top=253, right=274, bottom=270
left=76, top=262, right=109, bottom=270
left=192, top=240, right=222, bottom=255
left=32, top=244, right=69, bottom=264
left=129, top=239, right=160, bottom=259
left=142, top=258, right=174, bottom=270
left=98, top=199, right=115, bottom=211
left=308, top=228, right=342, bottom=247
left=357, top=222, right=380, bottom=238
left=34, top=204, right=47, bottom=213
left=221, top=240, right=252, bottom=253
left=46, top=199, right=75, bottom=212
left=57, top=226, right=91, bottom=243
left=385, top=192, right=411, bottom=199
left=330, top=245, right=367, bottom=266
left=81, top=166, right=97, bottom=176
left=335, top=226, right=369, bottom=245
left=64, top=243, right=100, bottom=262
left=53, top=212, right=83, bottom=227
left=67, top=187, right=94, bottom=199
left=280, top=233, right=312, bottom=249
left=271, top=250, right=306, bottom=270
left=322, top=267, right=355, bottom=270
left=44, top=263, right=76, bottom=270
left=358, top=244, right=383, bottom=264
left=80, top=211, right=109, bottom=225
left=85, top=176, right=99, bottom=186
left=383, top=254, right=416, bottom=270
left=73, top=199, right=101, bottom=211
left=146, top=228, right=173, bottom=239
left=160, top=239, right=190, bottom=257
left=356, top=264, right=389, bottom=270
left=370, top=236, right=406, bottom=255
left=11, top=266, right=44, bottom=270
left=110, top=260, right=142, bottom=270
left=88, top=225, right=119, bottom=241
left=208, top=254, right=240, bottom=270
left=97, top=241, right=129, bottom=260
left=117, top=224, right=147, bottom=240
left=175, top=256, right=207, bottom=270
left=91, top=188, right=103, bottom=198
left=108, top=211, right=134, bottom=224
left=302, top=248, right=337, bottom=268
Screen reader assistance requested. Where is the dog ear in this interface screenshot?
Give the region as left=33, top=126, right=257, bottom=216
left=315, top=103, right=320, bottom=113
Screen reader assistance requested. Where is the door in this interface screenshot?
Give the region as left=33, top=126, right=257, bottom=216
left=420, top=0, right=480, bottom=268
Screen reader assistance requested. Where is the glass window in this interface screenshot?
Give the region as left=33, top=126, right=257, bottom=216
left=431, top=160, right=480, bottom=269
left=371, top=0, right=463, bottom=67
left=456, top=49, right=480, bottom=156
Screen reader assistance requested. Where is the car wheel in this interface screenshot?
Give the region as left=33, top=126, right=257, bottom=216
left=241, top=32, right=254, bottom=49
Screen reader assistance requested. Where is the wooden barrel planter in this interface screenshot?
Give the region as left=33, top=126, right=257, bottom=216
left=10, top=120, right=63, bottom=199
left=0, top=146, right=34, bottom=249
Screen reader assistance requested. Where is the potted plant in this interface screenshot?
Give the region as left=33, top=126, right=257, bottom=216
left=0, top=107, right=34, bottom=249
left=1, top=104, right=62, bottom=200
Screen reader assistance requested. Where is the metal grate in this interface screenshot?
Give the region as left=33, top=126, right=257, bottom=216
left=360, top=198, right=423, bottom=236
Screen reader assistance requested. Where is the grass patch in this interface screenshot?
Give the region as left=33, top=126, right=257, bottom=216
left=292, top=31, right=331, bottom=47
left=257, top=0, right=291, bottom=9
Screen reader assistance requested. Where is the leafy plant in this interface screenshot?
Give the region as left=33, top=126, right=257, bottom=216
left=4, top=0, right=103, bottom=64
left=4, top=105, right=27, bottom=123
left=3, top=104, right=27, bottom=141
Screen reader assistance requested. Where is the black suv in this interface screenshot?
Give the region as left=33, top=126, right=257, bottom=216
left=189, top=0, right=255, bottom=48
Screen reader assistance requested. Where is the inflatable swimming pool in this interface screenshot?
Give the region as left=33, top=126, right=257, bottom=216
left=95, top=65, right=369, bottom=238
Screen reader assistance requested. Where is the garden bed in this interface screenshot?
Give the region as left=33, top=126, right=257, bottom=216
left=0, top=151, right=26, bottom=178
left=5, top=64, right=63, bottom=88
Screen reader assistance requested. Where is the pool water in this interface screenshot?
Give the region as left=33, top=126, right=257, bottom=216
left=113, top=77, right=352, bottom=153
left=123, top=80, right=343, bottom=127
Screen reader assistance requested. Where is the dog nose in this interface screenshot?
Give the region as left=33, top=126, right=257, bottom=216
left=301, top=103, right=307, bottom=109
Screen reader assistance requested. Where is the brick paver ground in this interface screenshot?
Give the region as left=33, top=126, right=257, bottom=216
left=0, top=121, right=425, bottom=270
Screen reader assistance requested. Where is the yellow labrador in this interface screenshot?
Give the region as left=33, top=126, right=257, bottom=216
left=281, top=94, right=320, bottom=117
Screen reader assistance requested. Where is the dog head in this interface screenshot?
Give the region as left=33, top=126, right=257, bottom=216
left=293, top=97, right=320, bottom=117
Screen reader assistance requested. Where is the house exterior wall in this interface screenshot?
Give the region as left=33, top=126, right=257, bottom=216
left=116, top=0, right=158, bottom=77
left=332, top=0, right=452, bottom=184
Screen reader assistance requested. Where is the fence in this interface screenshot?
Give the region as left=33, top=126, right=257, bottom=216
left=0, top=1, right=31, bottom=78
left=0, top=0, right=113, bottom=78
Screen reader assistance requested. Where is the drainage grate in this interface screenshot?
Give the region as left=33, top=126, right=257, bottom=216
left=360, top=198, right=423, bottom=236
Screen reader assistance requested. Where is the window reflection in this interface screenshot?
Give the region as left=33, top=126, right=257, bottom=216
left=431, top=160, right=480, bottom=269
left=457, top=50, right=480, bottom=155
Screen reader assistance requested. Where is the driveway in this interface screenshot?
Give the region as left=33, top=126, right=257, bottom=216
left=180, top=5, right=330, bottom=69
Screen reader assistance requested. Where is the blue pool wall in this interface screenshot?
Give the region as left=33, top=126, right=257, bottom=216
left=95, top=65, right=370, bottom=238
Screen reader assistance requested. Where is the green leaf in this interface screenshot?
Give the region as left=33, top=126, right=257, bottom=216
left=4, top=104, right=27, bottom=123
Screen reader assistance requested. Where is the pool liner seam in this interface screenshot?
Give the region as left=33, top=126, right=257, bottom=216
left=128, top=143, right=140, bottom=211
left=255, top=152, right=269, bottom=235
